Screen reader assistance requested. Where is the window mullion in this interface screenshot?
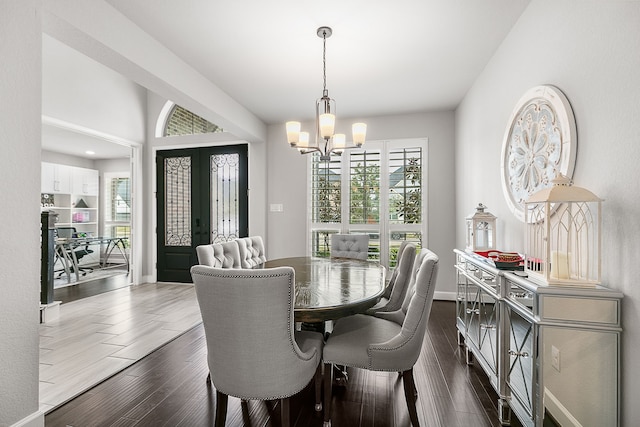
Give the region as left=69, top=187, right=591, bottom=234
left=379, top=141, right=390, bottom=267
left=341, top=153, right=350, bottom=233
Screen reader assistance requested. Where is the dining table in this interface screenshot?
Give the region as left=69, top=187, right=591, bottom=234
left=258, top=256, right=387, bottom=323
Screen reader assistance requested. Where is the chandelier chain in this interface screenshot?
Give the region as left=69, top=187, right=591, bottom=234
left=322, top=31, right=327, bottom=93
left=285, top=26, right=366, bottom=161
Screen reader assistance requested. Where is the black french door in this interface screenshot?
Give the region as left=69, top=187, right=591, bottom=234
left=156, top=144, right=248, bottom=282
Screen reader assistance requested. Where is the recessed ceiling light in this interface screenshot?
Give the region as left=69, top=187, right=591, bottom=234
left=86, top=150, right=95, bottom=155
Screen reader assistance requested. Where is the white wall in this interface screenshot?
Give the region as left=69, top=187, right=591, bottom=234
left=42, top=34, right=147, bottom=144
left=0, top=1, right=44, bottom=425
left=266, top=111, right=457, bottom=298
left=95, top=157, right=130, bottom=173
left=42, top=0, right=265, bottom=145
left=455, top=0, right=640, bottom=424
left=41, top=149, right=96, bottom=169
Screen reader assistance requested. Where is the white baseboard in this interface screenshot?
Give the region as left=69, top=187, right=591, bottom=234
left=434, top=291, right=456, bottom=301
left=545, top=388, right=583, bottom=427
left=39, top=301, right=61, bottom=323
left=10, top=410, right=43, bottom=427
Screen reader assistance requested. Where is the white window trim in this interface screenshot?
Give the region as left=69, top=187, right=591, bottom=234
left=306, top=137, right=428, bottom=268
left=103, top=171, right=131, bottom=235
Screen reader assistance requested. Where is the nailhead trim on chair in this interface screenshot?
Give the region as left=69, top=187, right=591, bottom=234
left=191, top=266, right=320, bottom=401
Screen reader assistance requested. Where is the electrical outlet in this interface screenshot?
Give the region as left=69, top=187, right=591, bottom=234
left=551, top=345, right=560, bottom=372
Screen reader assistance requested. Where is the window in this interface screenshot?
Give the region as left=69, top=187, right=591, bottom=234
left=309, top=138, right=427, bottom=268
left=163, top=104, right=223, bottom=136
left=104, top=172, right=131, bottom=249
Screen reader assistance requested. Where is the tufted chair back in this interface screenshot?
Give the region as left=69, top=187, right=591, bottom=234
left=366, top=242, right=416, bottom=316
left=237, top=236, right=267, bottom=268
left=190, top=265, right=324, bottom=426
left=383, top=240, right=411, bottom=299
left=330, top=234, right=370, bottom=260
left=196, top=241, right=241, bottom=268
left=374, top=248, right=430, bottom=325
left=321, top=249, right=439, bottom=426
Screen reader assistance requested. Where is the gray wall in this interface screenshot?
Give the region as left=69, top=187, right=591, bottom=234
left=455, top=0, right=640, bottom=424
left=266, top=111, right=457, bottom=298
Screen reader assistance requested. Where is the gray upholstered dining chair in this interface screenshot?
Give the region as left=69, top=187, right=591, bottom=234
left=237, top=235, right=267, bottom=268
left=382, top=240, right=411, bottom=299
left=195, top=240, right=241, bottom=268
left=322, top=249, right=439, bottom=427
left=190, top=265, right=324, bottom=427
left=330, top=234, right=369, bottom=260
left=366, top=242, right=416, bottom=314
left=373, top=248, right=430, bottom=325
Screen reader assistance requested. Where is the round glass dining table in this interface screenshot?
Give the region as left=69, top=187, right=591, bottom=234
left=258, top=256, right=387, bottom=323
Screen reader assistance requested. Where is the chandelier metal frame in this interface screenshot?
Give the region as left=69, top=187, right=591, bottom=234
left=286, top=26, right=366, bottom=161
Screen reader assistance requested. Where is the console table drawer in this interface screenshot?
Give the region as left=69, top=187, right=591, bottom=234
left=541, top=295, right=620, bottom=326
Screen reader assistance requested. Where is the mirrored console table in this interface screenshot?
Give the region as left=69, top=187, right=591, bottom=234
left=454, top=249, right=622, bottom=427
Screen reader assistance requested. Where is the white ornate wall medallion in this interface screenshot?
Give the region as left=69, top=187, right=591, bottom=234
left=500, top=85, right=577, bottom=222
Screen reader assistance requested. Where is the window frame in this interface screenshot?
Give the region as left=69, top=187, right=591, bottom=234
left=103, top=171, right=132, bottom=249
left=306, top=138, right=428, bottom=268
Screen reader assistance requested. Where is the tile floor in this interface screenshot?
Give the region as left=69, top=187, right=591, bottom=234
left=38, top=282, right=202, bottom=414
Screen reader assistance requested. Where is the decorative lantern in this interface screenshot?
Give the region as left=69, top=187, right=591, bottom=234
left=524, top=175, right=602, bottom=286
left=466, top=203, right=497, bottom=251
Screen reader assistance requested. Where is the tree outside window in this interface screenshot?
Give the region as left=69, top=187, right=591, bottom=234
left=309, top=139, right=427, bottom=268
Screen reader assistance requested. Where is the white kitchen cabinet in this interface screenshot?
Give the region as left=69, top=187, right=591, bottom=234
left=41, top=162, right=71, bottom=194
left=41, top=163, right=99, bottom=237
left=71, top=166, right=99, bottom=196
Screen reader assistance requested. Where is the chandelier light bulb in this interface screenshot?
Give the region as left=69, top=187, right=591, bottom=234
left=333, top=133, right=346, bottom=149
left=298, top=131, right=310, bottom=149
left=319, top=113, right=336, bottom=139
left=285, top=26, right=366, bottom=160
left=286, top=121, right=301, bottom=146
left=352, top=123, right=367, bottom=147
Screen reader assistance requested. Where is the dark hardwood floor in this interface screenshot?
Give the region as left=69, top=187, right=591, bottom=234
left=53, top=272, right=131, bottom=304
left=45, top=301, right=523, bottom=427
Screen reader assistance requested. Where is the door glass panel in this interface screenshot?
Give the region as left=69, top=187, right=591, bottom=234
left=164, top=156, right=192, bottom=246
left=210, top=153, right=240, bottom=243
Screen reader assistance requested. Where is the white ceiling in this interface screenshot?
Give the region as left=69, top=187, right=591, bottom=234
left=43, top=0, right=531, bottom=159
left=106, top=0, right=530, bottom=124
left=41, top=123, right=132, bottom=160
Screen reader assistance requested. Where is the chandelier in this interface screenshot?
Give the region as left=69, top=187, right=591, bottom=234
left=286, top=26, right=367, bottom=161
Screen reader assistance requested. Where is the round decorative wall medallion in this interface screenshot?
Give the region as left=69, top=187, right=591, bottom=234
left=500, top=85, right=577, bottom=222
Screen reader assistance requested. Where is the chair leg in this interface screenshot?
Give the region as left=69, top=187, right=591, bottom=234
left=402, top=369, right=420, bottom=427
left=280, top=397, right=290, bottom=427
left=315, top=363, right=323, bottom=411
left=323, top=362, right=333, bottom=426
left=215, top=390, right=228, bottom=427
